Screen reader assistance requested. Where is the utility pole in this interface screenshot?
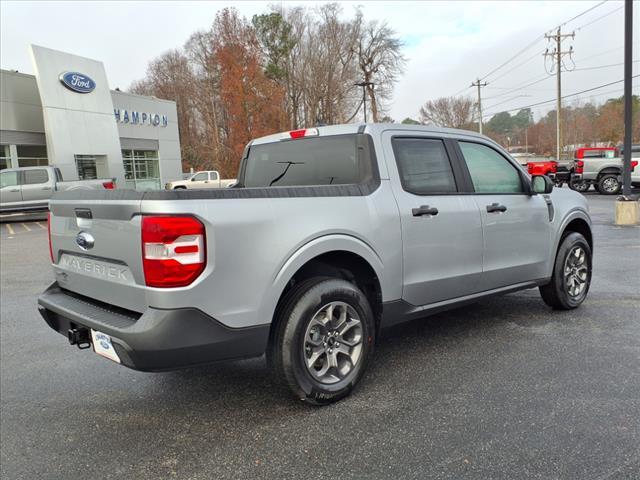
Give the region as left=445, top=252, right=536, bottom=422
left=471, top=78, right=488, bottom=134
left=622, top=0, right=633, bottom=197
left=355, top=81, right=374, bottom=123
left=544, top=27, right=575, bottom=162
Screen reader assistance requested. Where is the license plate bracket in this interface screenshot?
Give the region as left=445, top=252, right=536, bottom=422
left=91, top=330, right=121, bottom=364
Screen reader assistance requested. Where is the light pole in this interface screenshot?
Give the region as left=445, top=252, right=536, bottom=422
left=355, top=81, right=374, bottom=123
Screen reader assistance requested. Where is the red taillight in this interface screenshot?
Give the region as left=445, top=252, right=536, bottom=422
left=47, top=211, right=54, bottom=263
left=286, top=127, right=319, bottom=140
left=141, top=216, right=206, bottom=288
left=102, top=181, right=115, bottom=189
left=632, top=160, right=638, bottom=171
left=289, top=129, right=307, bottom=139
left=575, top=160, right=584, bottom=174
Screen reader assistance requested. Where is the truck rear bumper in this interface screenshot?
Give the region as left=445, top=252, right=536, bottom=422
left=37, top=283, right=269, bottom=371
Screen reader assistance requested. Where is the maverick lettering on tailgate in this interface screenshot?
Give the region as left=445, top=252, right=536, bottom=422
left=62, top=256, right=128, bottom=282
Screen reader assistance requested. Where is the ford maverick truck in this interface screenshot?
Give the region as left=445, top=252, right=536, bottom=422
left=38, top=124, right=593, bottom=405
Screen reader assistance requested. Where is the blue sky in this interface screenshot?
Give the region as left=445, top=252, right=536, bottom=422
left=1, top=1, right=634, bottom=121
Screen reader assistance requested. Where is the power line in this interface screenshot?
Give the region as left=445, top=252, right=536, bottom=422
left=482, top=75, right=640, bottom=118
left=484, top=49, right=546, bottom=84
left=574, top=4, right=624, bottom=31
left=453, top=1, right=611, bottom=97
left=572, top=60, right=639, bottom=72
left=573, top=45, right=624, bottom=63
left=480, top=37, right=543, bottom=81
left=483, top=74, right=553, bottom=100
left=554, top=0, right=608, bottom=30
left=477, top=1, right=606, bottom=84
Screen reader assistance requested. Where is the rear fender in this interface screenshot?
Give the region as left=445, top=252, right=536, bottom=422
left=258, top=234, right=384, bottom=326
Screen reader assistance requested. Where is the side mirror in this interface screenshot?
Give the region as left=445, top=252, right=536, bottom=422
left=532, top=175, right=553, bottom=194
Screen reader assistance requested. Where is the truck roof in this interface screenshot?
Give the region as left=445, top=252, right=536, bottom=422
left=250, top=123, right=488, bottom=146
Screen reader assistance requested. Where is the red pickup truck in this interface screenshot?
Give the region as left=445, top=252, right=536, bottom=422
left=527, top=160, right=557, bottom=177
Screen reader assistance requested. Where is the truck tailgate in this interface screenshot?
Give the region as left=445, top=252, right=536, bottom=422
left=48, top=190, right=147, bottom=313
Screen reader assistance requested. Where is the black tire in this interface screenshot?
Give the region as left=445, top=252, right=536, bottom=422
left=539, top=232, right=592, bottom=310
left=268, top=277, right=375, bottom=405
left=569, top=179, right=590, bottom=192
left=173, top=186, right=187, bottom=190
left=597, top=174, right=621, bottom=195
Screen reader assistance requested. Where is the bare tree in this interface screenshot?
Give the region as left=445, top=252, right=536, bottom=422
left=353, top=11, right=406, bottom=122
left=419, top=96, right=475, bottom=129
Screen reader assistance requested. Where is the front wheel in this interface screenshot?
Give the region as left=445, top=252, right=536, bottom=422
left=268, top=277, right=375, bottom=405
left=539, top=232, right=592, bottom=310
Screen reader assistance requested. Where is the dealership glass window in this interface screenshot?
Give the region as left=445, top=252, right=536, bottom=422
left=17, top=145, right=48, bottom=168
left=0, top=145, right=11, bottom=170
left=122, top=150, right=160, bottom=190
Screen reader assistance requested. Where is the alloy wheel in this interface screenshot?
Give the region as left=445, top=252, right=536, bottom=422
left=303, top=301, right=364, bottom=385
left=564, top=246, right=589, bottom=298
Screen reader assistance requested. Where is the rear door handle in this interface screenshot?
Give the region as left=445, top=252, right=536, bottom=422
left=412, top=205, right=439, bottom=217
left=41, top=187, right=51, bottom=190
left=486, top=203, right=507, bottom=213
left=9, top=189, right=20, bottom=192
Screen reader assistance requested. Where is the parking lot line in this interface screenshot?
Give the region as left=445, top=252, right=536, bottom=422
left=21, top=223, right=31, bottom=232
left=35, top=222, right=46, bottom=230
left=5, top=224, right=15, bottom=235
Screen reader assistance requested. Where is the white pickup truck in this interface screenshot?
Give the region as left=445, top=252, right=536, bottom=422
left=165, top=170, right=236, bottom=190
left=0, top=166, right=115, bottom=213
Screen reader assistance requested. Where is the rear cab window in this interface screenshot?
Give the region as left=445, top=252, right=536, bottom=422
left=242, top=134, right=374, bottom=188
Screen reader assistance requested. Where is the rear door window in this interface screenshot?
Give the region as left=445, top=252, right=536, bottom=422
left=243, top=134, right=372, bottom=188
left=391, top=138, right=457, bottom=194
left=23, top=169, right=49, bottom=185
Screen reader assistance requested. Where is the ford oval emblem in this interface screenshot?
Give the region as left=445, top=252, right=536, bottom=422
left=59, top=71, right=96, bottom=94
left=75, top=231, right=95, bottom=250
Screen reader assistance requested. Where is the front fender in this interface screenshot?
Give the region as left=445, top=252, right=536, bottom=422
left=257, top=234, right=385, bottom=327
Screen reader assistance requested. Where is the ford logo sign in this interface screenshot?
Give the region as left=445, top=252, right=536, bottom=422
left=75, top=231, right=95, bottom=250
left=59, top=72, right=96, bottom=94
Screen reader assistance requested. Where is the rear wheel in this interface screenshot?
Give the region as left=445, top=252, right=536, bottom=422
left=268, top=277, right=375, bottom=405
left=569, top=179, right=590, bottom=192
left=597, top=174, right=621, bottom=195
left=540, top=232, right=592, bottom=310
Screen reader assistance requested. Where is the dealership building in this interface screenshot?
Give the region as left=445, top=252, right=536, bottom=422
left=0, top=45, right=182, bottom=190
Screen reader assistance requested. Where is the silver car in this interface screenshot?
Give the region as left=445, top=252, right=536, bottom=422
left=38, top=124, right=593, bottom=405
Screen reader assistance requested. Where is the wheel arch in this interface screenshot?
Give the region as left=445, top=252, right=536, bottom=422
left=264, top=235, right=384, bottom=343
left=558, top=212, right=593, bottom=252
left=598, top=167, right=621, bottom=177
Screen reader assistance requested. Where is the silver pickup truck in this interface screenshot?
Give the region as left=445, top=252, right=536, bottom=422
left=571, top=154, right=640, bottom=194
left=0, top=166, right=115, bottom=213
left=38, top=124, right=593, bottom=405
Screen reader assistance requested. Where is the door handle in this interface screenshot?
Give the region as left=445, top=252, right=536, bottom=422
left=412, top=205, right=439, bottom=217
left=9, top=189, right=19, bottom=192
left=486, top=203, right=507, bottom=213
left=41, top=187, right=51, bottom=190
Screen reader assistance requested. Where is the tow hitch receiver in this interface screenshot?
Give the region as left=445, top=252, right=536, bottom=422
left=68, top=327, right=91, bottom=349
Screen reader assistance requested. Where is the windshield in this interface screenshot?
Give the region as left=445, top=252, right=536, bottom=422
left=242, top=134, right=373, bottom=188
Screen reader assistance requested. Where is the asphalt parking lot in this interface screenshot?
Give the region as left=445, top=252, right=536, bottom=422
left=1, top=194, right=639, bottom=480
